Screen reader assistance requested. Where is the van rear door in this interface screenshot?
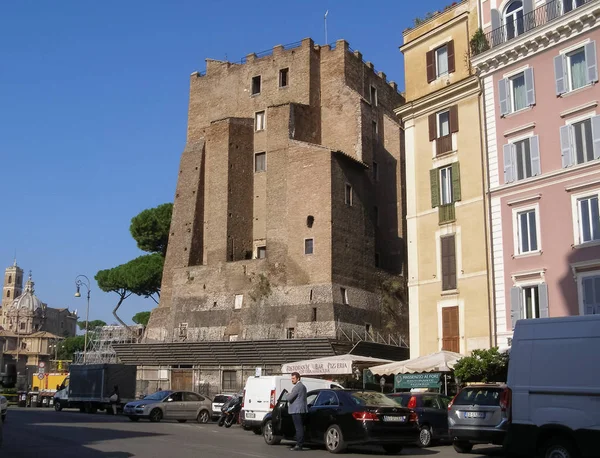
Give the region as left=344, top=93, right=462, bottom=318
left=244, top=377, right=274, bottom=421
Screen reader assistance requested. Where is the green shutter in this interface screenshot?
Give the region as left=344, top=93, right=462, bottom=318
left=451, top=162, right=461, bottom=202
left=430, top=169, right=440, bottom=208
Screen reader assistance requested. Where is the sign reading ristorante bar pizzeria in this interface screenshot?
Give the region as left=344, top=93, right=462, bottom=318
left=282, top=360, right=352, bottom=375
left=394, top=372, right=441, bottom=389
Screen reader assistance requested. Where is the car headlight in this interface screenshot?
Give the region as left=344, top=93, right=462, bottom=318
left=137, top=404, right=146, bottom=408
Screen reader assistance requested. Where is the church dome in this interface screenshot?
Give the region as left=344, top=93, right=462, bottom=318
left=11, top=273, right=43, bottom=311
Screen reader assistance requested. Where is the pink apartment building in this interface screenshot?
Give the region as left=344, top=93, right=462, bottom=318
left=473, top=0, right=600, bottom=346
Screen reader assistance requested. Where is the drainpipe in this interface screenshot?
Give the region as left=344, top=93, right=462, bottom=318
left=476, top=71, right=498, bottom=349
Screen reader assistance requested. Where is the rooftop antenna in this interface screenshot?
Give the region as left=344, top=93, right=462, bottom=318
left=324, top=10, right=329, bottom=45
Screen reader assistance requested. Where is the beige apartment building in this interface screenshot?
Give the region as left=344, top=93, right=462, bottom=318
left=397, top=0, right=492, bottom=357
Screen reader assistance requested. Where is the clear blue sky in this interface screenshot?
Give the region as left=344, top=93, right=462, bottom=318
left=0, top=0, right=451, bottom=327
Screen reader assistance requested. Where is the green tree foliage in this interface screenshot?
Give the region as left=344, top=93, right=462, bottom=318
left=132, top=311, right=151, bottom=327
left=77, top=319, right=107, bottom=331
left=130, top=203, right=173, bottom=256
left=56, top=335, right=86, bottom=361
left=453, top=347, right=509, bottom=384
left=95, top=253, right=164, bottom=328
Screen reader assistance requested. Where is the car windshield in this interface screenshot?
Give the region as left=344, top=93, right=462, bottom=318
left=350, top=391, right=400, bottom=407
left=453, top=387, right=502, bottom=406
left=213, top=395, right=231, bottom=403
left=144, top=391, right=171, bottom=401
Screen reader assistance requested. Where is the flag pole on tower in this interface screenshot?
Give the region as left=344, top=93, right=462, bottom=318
left=324, top=10, right=329, bottom=45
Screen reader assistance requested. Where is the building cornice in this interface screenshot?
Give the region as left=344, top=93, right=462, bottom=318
left=395, top=76, right=480, bottom=120
left=401, top=11, right=470, bottom=53
left=472, top=2, right=600, bottom=76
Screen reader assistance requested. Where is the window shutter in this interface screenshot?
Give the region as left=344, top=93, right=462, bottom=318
left=510, top=286, right=522, bottom=330
left=524, top=68, right=536, bottom=107
left=447, top=40, right=455, bottom=74
left=426, top=51, right=435, bottom=83
left=450, top=105, right=459, bottom=133
left=538, top=283, right=549, bottom=318
left=429, top=113, right=437, bottom=141
left=503, top=143, right=514, bottom=183
left=585, top=41, right=598, bottom=84
left=583, top=277, right=596, bottom=315
left=523, top=0, right=534, bottom=31
left=430, top=169, right=440, bottom=208
left=491, top=9, right=502, bottom=46
left=498, top=78, right=510, bottom=117
left=451, top=162, right=461, bottom=202
left=592, top=115, right=600, bottom=159
left=530, top=135, right=541, bottom=176
left=554, top=54, right=567, bottom=96
left=560, top=124, right=573, bottom=168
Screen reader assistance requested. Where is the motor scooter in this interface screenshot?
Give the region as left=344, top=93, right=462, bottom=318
left=218, top=393, right=242, bottom=428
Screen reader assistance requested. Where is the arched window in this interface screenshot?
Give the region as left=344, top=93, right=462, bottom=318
left=6, top=290, right=10, bottom=298
left=505, top=1, right=524, bottom=40
left=8, top=275, right=11, bottom=284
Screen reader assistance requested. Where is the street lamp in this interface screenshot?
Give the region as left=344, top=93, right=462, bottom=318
left=74, top=275, right=91, bottom=364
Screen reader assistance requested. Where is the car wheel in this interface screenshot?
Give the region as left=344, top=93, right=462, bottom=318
left=453, top=440, right=473, bottom=454
left=197, top=410, right=210, bottom=424
left=418, top=425, right=433, bottom=447
left=54, top=401, right=62, bottom=412
left=382, top=444, right=403, bottom=454
left=324, top=424, right=346, bottom=454
left=263, top=420, right=282, bottom=445
left=128, top=416, right=140, bottom=422
left=541, top=436, right=578, bottom=458
left=149, top=408, right=163, bottom=423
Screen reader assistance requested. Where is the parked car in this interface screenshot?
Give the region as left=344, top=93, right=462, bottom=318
left=0, top=395, right=6, bottom=422
left=242, top=375, right=342, bottom=433
left=506, top=315, right=600, bottom=458
left=211, top=393, right=234, bottom=420
left=262, top=389, right=419, bottom=454
left=447, top=384, right=510, bottom=453
left=123, top=390, right=212, bottom=423
left=388, top=392, right=451, bottom=447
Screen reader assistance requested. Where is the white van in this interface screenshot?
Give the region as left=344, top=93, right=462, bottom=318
left=506, top=315, right=600, bottom=458
left=241, top=375, right=343, bottom=432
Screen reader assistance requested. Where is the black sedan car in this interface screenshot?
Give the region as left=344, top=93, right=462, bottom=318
left=387, top=392, right=451, bottom=447
left=262, top=389, right=419, bottom=454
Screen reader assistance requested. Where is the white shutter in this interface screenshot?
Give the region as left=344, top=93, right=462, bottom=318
left=554, top=54, right=567, bottom=96
left=592, top=115, right=600, bottom=159
left=510, top=287, right=522, bottom=330
left=503, top=143, right=515, bottom=183
left=585, top=41, right=598, bottom=84
left=530, top=135, right=541, bottom=176
left=538, top=284, right=549, bottom=318
left=560, top=124, right=573, bottom=168
left=498, top=78, right=510, bottom=116
left=524, top=68, right=535, bottom=106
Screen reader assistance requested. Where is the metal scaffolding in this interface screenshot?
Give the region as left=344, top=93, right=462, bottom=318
left=73, top=325, right=144, bottom=365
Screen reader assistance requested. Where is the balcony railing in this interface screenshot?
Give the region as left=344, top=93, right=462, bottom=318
left=472, top=0, right=595, bottom=56
left=439, top=203, right=456, bottom=224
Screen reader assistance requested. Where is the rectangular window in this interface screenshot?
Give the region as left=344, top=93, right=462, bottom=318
left=279, top=68, right=289, bottom=87
left=345, top=184, right=353, bottom=206
left=256, top=246, right=266, bottom=259
left=254, top=152, right=266, bottom=172
left=370, top=86, right=377, bottom=106
left=373, top=161, right=379, bottom=181
left=437, top=110, right=450, bottom=138
left=285, top=327, right=295, bottom=339
left=577, top=196, right=600, bottom=243
left=365, top=323, right=372, bottom=334
left=341, top=287, right=349, bottom=305
left=567, top=48, right=587, bottom=91
left=372, top=120, right=378, bottom=138
left=441, top=235, right=457, bottom=291
left=255, top=111, right=265, bottom=131
left=222, top=371, right=237, bottom=391
left=582, top=274, right=600, bottom=315
left=439, top=166, right=453, bottom=205
left=312, top=307, right=317, bottom=322
left=516, top=209, right=539, bottom=254
left=573, top=119, right=594, bottom=164
left=564, top=0, right=585, bottom=13
left=234, top=294, right=244, bottom=309
left=441, top=306, right=459, bottom=352
left=304, top=238, right=314, bottom=255
left=514, top=138, right=532, bottom=180
left=522, top=286, right=540, bottom=319
left=251, top=75, right=261, bottom=95
left=510, top=72, right=527, bottom=112
left=435, top=45, right=449, bottom=78
left=555, top=42, right=598, bottom=96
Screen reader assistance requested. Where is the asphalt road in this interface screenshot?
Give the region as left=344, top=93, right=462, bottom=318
left=1, top=408, right=506, bottom=458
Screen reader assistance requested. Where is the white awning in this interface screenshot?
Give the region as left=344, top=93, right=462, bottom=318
left=369, top=350, right=464, bottom=375
left=282, top=354, right=392, bottom=376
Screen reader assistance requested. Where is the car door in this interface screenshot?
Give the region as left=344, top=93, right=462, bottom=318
left=272, top=390, right=292, bottom=438
left=422, top=395, right=447, bottom=436
left=183, top=392, right=204, bottom=420
left=307, top=390, right=340, bottom=444
left=163, top=391, right=184, bottom=420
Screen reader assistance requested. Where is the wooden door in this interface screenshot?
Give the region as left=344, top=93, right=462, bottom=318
left=171, top=370, right=193, bottom=391
left=442, top=306, right=460, bottom=353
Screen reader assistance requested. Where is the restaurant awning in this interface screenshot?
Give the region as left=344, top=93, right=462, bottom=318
left=369, top=350, right=463, bottom=375
left=282, top=354, right=392, bottom=376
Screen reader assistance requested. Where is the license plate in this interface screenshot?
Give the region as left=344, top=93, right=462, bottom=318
left=464, top=411, right=485, bottom=419
left=245, top=412, right=255, bottom=419
left=383, top=415, right=406, bottom=422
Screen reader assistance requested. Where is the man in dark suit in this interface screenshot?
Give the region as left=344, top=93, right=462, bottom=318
left=287, top=372, right=308, bottom=451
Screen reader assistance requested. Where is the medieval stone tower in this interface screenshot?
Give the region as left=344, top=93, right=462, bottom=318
left=2, top=260, right=23, bottom=313
left=146, top=38, right=407, bottom=343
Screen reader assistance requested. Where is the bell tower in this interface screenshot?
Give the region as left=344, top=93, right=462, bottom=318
left=2, top=259, right=24, bottom=312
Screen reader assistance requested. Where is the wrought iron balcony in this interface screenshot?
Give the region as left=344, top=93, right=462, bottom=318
left=472, top=0, right=595, bottom=56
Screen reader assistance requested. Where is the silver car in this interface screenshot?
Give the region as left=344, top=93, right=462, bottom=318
left=211, top=393, right=234, bottom=419
left=123, top=390, right=212, bottom=423
left=448, top=384, right=510, bottom=454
